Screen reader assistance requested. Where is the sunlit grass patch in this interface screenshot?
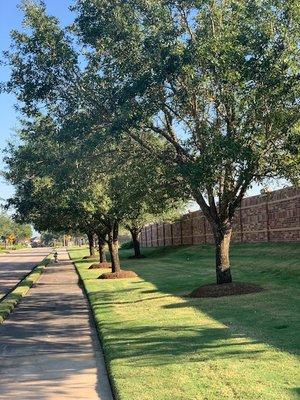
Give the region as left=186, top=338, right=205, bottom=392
left=69, top=243, right=300, bottom=400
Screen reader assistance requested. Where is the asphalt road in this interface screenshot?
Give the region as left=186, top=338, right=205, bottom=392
left=0, top=247, right=52, bottom=300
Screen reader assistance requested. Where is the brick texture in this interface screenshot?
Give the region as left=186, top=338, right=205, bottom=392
left=140, top=187, right=300, bottom=247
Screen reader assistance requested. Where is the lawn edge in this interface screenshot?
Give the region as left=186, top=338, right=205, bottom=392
left=0, top=254, right=52, bottom=324
left=67, top=245, right=300, bottom=400
left=68, top=249, right=119, bottom=400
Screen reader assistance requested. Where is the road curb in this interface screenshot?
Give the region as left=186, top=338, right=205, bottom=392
left=0, top=255, right=52, bottom=324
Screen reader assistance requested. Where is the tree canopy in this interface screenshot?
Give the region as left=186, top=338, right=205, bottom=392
left=3, top=0, right=299, bottom=283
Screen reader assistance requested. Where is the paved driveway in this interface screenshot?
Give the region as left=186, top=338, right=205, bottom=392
left=0, top=247, right=52, bottom=299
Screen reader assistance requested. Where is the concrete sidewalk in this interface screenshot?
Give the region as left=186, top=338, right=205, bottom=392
left=0, top=249, right=113, bottom=400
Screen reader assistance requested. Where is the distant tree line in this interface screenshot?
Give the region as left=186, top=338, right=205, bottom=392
left=0, top=213, right=32, bottom=248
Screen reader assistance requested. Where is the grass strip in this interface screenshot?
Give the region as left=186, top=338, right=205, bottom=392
left=69, top=243, right=300, bottom=400
left=70, top=250, right=119, bottom=399
left=0, top=256, right=51, bottom=324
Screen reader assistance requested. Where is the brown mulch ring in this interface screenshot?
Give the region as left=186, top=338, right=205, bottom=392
left=99, top=270, right=138, bottom=279
left=89, top=262, right=112, bottom=269
left=189, top=282, right=264, bottom=298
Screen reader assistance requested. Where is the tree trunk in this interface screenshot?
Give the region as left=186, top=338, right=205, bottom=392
left=97, top=233, right=107, bottom=263
left=107, top=222, right=121, bottom=273
left=99, top=244, right=106, bottom=263
left=213, top=224, right=232, bottom=284
left=130, top=228, right=142, bottom=258
left=87, top=232, right=95, bottom=256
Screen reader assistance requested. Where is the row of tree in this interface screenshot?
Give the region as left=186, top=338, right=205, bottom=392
left=0, top=213, right=32, bottom=248
left=3, top=1, right=299, bottom=283
left=5, top=115, right=186, bottom=269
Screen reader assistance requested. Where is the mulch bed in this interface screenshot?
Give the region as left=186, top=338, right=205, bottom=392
left=89, top=262, right=112, bottom=269
left=189, top=282, right=264, bottom=298
left=99, top=270, right=138, bottom=279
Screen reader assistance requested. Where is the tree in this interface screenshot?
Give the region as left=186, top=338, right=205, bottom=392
left=0, top=212, right=32, bottom=247
left=3, top=3, right=141, bottom=271
left=41, top=231, right=61, bottom=246
left=120, top=155, right=186, bottom=258
left=0, top=213, right=13, bottom=247
left=4, top=115, right=133, bottom=275
left=73, top=0, right=300, bottom=284
left=4, top=122, right=106, bottom=260
left=5, top=1, right=299, bottom=285
left=13, top=223, right=32, bottom=243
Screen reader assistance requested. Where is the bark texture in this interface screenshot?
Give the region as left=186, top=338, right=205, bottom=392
left=130, top=228, right=142, bottom=258
left=213, top=223, right=232, bottom=284
left=99, top=244, right=106, bottom=263
left=107, top=222, right=121, bottom=273
left=97, top=233, right=107, bottom=263
left=87, top=232, right=96, bottom=256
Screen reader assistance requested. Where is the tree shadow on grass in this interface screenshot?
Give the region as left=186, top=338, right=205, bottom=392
left=291, top=388, right=300, bottom=397
left=90, top=313, right=267, bottom=368
left=88, top=289, right=267, bottom=368
left=76, top=245, right=300, bottom=357
left=117, top=245, right=300, bottom=357
left=89, top=290, right=173, bottom=305
left=74, top=258, right=99, bottom=264
left=161, top=294, right=299, bottom=356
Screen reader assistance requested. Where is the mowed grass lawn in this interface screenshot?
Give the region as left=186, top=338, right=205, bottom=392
left=69, top=243, right=300, bottom=400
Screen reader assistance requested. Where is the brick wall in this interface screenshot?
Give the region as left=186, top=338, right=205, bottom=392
left=140, top=187, right=300, bottom=247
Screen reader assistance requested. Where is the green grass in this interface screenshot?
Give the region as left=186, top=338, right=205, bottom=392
left=0, top=257, right=51, bottom=324
left=69, top=243, right=300, bottom=400
left=0, top=244, right=29, bottom=253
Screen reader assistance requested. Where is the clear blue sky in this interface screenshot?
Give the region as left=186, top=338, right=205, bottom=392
left=0, top=0, right=288, bottom=209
